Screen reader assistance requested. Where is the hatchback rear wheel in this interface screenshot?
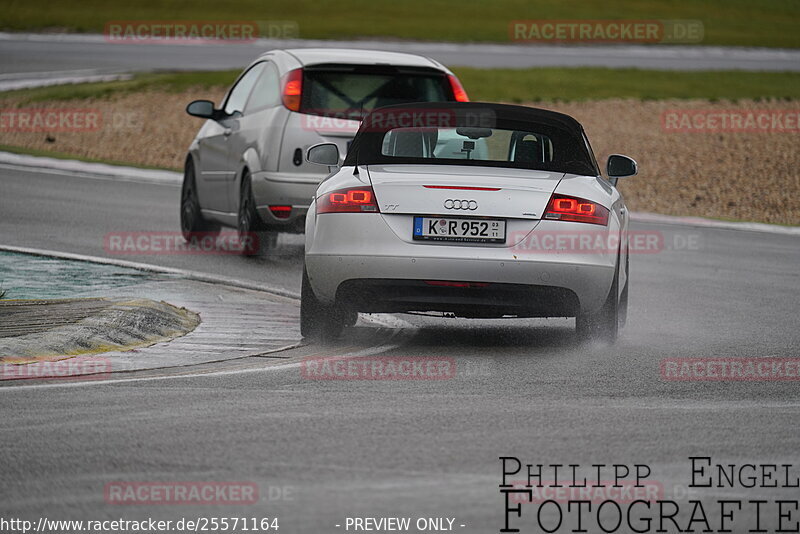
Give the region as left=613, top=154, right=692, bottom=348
left=238, top=170, right=275, bottom=256
left=180, top=159, right=219, bottom=241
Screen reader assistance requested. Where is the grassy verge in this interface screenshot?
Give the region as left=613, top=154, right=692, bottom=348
left=4, top=68, right=800, bottom=105
left=1, top=0, right=799, bottom=48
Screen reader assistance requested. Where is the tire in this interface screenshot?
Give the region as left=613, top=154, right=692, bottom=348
left=618, top=252, right=630, bottom=329
left=180, top=158, right=219, bottom=241
left=342, top=310, right=359, bottom=327
left=301, top=266, right=345, bottom=340
left=576, top=256, right=620, bottom=344
left=237, top=170, right=266, bottom=256
left=262, top=231, right=279, bottom=250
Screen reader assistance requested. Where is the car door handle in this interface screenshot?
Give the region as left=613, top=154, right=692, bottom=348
left=223, top=128, right=232, bottom=137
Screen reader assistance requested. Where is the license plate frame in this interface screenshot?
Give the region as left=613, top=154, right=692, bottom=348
left=413, top=216, right=506, bottom=244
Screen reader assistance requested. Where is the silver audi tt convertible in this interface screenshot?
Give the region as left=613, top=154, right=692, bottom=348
left=302, top=102, right=638, bottom=342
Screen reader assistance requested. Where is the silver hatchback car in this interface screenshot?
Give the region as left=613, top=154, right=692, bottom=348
left=182, top=48, right=469, bottom=252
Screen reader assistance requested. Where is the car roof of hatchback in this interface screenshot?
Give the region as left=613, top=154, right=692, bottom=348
left=276, top=48, right=443, bottom=69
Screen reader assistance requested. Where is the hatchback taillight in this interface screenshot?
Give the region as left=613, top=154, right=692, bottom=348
left=544, top=195, right=609, bottom=226
left=281, top=68, right=303, bottom=111
left=317, top=187, right=380, bottom=214
left=447, top=74, right=469, bottom=102
left=269, top=205, right=292, bottom=219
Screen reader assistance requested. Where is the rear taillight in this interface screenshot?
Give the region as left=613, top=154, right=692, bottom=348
left=317, top=187, right=380, bottom=214
left=269, top=205, right=292, bottom=219
left=544, top=195, right=609, bottom=225
left=447, top=74, right=469, bottom=102
left=281, top=68, right=303, bottom=111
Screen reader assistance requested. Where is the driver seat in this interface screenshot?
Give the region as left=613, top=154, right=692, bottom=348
left=515, top=139, right=542, bottom=164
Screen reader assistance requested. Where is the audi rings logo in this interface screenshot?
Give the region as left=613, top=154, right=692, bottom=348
left=444, top=199, right=478, bottom=210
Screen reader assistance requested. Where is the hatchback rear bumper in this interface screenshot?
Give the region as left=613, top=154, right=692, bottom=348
left=252, top=170, right=321, bottom=229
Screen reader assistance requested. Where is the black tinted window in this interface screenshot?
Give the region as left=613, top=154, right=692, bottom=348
left=301, top=66, right=450, bottom=119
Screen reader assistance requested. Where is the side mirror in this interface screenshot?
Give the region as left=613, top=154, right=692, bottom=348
left=186, top=100, right=218, bottom=120
left=607, top=154, right=638, bottom=179
left=306, top=143, right=340, bottom=167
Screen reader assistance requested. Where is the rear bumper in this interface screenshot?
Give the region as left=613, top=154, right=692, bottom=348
left=305, top=213, right=617, bottom=315
left=335, top=279, right=579, bottom=317
left=252, top=170, right=321, bottom=230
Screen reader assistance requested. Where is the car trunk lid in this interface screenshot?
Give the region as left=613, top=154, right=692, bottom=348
left=366, top=164, right=563, bottom=219
left=366, top=164, right=564, bottom=247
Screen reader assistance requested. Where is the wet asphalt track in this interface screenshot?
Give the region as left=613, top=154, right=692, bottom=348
left=1, top=166, right=799, bottom=532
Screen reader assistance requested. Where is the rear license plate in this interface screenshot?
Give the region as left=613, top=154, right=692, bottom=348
left=413, top=216, right=506, bottom=243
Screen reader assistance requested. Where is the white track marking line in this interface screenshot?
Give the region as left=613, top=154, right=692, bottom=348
left=631, top=211, right=800, bottom=236
left=0, top=161, right=181, bottom=186
left=0, top=342, right=403, bottom=391
left=0, top=247, right=424, bottom=323
left=0, top=245, right=415, bottom=388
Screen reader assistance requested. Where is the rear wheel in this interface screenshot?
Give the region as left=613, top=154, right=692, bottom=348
left=619, top=252, right=630, bottom=329
left=576, top=259, right=620, bottom=344
left=343, top=310, right=358, bottom=327
left=238, top=170, right=270, bottom=256
left=301, top=266, right=346, bottom=340
left=262, top=231, right=279, bottom=250
left=180, top=158, right=219, bottom=241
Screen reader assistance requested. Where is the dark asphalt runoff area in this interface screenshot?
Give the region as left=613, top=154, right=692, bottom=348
left=1, top=165, right=799, bottom=532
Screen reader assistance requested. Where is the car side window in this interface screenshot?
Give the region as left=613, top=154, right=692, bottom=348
left=245, top=62, right=281, bottom=112
left=223, top=63, right=265, bottom=116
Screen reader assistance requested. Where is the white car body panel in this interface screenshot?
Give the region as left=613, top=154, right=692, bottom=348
left=367, top=164, right=563, bottom=220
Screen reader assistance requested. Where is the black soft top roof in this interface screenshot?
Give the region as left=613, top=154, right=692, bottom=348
left=343, top=102, right=599, bottom=176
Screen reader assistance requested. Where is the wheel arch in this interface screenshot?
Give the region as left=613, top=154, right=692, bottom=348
left=184, top=148, right=200, bottom=173
left=233, top=148, right=262, bottom=207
